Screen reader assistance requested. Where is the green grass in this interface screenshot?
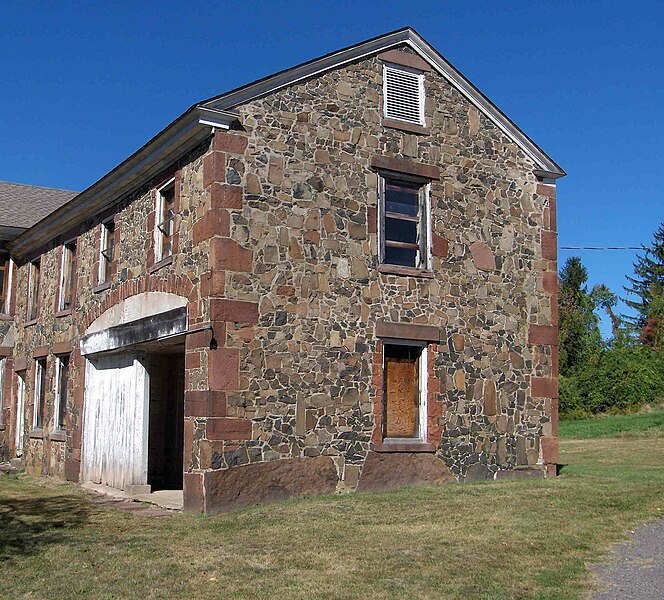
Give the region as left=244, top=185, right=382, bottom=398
left=559, top=410, right=664, bottom=439
left=1, top=417, right=664, bottom=599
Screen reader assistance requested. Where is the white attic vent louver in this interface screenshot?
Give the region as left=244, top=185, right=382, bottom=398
left=383, top=63, right=425, bottom=126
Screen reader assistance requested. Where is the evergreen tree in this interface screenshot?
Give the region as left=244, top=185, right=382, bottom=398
left=558, top=257, right=602, bottom=373
left=624, top=222, right=664, bottom=346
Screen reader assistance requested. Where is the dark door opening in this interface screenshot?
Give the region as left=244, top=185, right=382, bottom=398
left=146, top=350, right=184, bottom=491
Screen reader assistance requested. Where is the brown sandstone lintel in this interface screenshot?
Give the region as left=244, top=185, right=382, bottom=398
left=370, top=155, right=441, bottom=180
left=32, top=346, right=48, bottom=358
left=375, top=320, right=443, bottom=343
left=0, top=347, right=11, bottom=358
left=52, top=340, right=72, bottom=355
left=377, top=49, right=431, bottom=72
left=381, top=119, right=430, bottom=136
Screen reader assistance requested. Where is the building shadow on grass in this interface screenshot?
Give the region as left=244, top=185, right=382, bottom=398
left=0, top=480, right=92, bottom=562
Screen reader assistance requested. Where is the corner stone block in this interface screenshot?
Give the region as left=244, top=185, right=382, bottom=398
left=185, top=390, right=227, bottom=417
left=210, top=183, right=243, bottom=210
left=208, top=347, right=240, bottom=391
left=470, top=241, right=495, bottom=271
left=532, top=377, right=558, bottom=399
left=213, top=132, right=248, bottom=155
left=541, top=231, right=557, bottom=260
left=542, top=271, right=558, bottom=295
left=528, top=324, right=558, bottom=346
left=203, top=151, right=226, bottom=188
left=207, top=418, right=253, bottom=441
left=183, top=472, right=205, bottom=514
left=210, top=238, right=253, bottom=272
left=192, top=209, right=230, bottom=245
left=541, top=436, right=559, bottom=465
left=210, top=299, right=259, bottom=325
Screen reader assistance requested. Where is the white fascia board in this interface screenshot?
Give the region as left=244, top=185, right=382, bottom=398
left=204, top=29, right=564, bottom=179
left=10, top=107, right=237, bottom=260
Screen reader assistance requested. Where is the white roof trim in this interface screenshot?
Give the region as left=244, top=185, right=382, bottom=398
left=202, top=28, right=564, bottom=178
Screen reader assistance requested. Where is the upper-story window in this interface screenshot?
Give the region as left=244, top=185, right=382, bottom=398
left=0, top=258, right=8, bottom=314
left=383, top=63, right=425, bottom=127
left=58, top=240, right=77, bottom=312
left=155, top=179, right=175, bottom=262
left=98, top=220, right=115, bottom=285
left=379, top=174, right=430, bottom=269
left=26, top=259, right=40, bottom=321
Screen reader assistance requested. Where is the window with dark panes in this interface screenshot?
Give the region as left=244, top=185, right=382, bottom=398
left=26, top=259, right=40, bottom=321
left=33, top=358, right=46, bottom=429
left=383, top=343, right=425, bottom=439
left=380, top=176, right=429, bottom=268
left=58, top=241, right=77, bottom=311
left=99, top=220, right=115, bottom=284
left=156, top=180, right=175, bottom=261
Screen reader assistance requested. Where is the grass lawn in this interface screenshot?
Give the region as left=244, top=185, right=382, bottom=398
left=1, top=414, right=664, bottom=599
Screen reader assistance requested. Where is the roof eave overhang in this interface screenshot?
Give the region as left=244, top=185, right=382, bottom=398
left=9, top=107, right=238, bottom=260
left=203, top=27, right=565, bottom=180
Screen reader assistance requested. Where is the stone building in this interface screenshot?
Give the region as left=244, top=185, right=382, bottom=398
left=0, top=27, right=564, bottom=512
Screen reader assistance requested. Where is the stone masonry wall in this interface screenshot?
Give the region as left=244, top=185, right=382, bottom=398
left=7, top=45, right=558, bottom=508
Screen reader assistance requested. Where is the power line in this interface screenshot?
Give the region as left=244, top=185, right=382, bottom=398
left=560, top=246, right=641, bottom=251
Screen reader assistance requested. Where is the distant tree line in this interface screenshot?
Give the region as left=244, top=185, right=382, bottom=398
left=558, top=223, right=664, bottom=418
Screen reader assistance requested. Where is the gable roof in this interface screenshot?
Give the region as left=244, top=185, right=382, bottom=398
left=9, top=27, right=563, bottom=259
left=0, top=181, right=77, bottom=242
left=201, top=26, right=565, bottom=179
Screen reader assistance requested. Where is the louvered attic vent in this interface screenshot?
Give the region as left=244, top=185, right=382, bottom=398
left=383, top=63, right=425, bottom=126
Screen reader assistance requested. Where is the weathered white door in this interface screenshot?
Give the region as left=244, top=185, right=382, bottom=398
left=81, top=353, right=149, bottom=491
left=14, top=373, right=25, bottom=457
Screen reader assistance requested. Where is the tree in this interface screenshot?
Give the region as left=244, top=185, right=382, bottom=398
left=624, top=222, right=664, bottom=347
left=558, top=257, right=602, bottom=373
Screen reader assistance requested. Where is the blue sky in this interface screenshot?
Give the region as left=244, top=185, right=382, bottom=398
left=2, top=1, right=663, bottom=336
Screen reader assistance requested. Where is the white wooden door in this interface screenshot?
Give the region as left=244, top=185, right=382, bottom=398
left=81, top=353, right=149, bottom=491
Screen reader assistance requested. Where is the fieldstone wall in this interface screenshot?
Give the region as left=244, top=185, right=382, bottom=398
left=6, top=44, right=558, bottom=509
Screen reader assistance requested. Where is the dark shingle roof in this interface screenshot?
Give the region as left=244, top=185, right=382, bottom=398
left=0, top=181, right=77, bottom=229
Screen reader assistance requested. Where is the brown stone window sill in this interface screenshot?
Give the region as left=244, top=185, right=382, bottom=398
left=382, top=118, right=430, bottom=136
left=375, top=440, right=436, bottom=453
left=0, top=424, right=5, bottom=431
left=24, top=319, right=38, bottom=328
left=29, top=428, right=44, bottom=439
left=0, top=314, right=13, bottom=321
left=49, top=430, right=66, bottom=442
left=148, top=255, right=173, bottom=274
left=92, top=281, right=111, bottom=294
left=378, top=264, right=434, bottom=279
left=55, top=308, right=73, bottom=318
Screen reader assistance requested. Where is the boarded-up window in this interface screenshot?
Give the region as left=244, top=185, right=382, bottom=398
left=156, top=180, right=175, bottom=262
left=98, top=220, right=115, bottom=285
left=54, top=355, right=70, bottom=430
left=58, top=240, right=77, bottom=311
left=26, top=259, right=40, bottom=321
left=383, top=344, right=423, bottom=439
left=33, top=358, right=46, bottom=429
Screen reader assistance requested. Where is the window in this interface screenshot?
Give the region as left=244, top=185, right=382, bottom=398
left=155, top=179, right=175, bottom=262
left=58, top=240, right=77, bottom=311
left=383, top=63, right=425, bottom=126
left=15, top=372, right=26, bottom=455
left=0, top=358, right=4, bottom=426
left=98, top=220, right=115, bottom=285
left=53, top=355, right=69, bottom=430
left=383, top=342, right=427, bottom=441
left=0, top=259, right=7, bottom=313
left=33, top=358, right=46, bottom=429
left=26, top=259, right=40, bottom=321
left=379, top=175, right=430, bottom=269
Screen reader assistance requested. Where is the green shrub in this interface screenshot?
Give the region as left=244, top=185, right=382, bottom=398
left=559, top=348, right=664, bottom=418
